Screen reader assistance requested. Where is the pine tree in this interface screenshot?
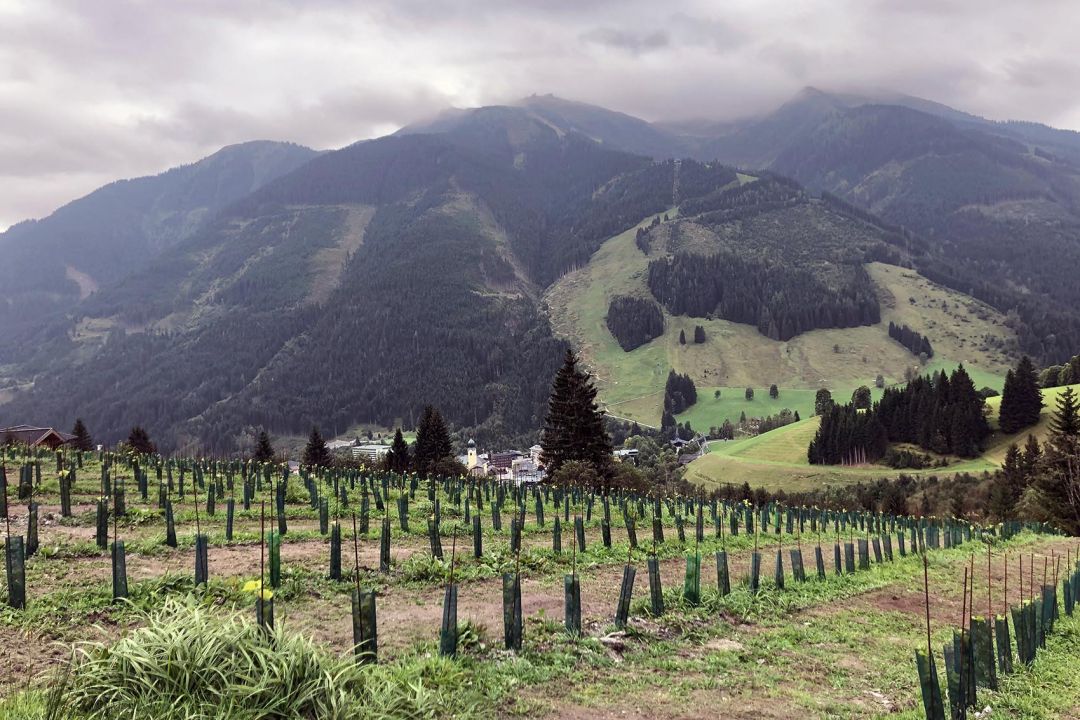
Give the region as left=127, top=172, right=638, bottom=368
left=769, top=384, right=779, bottom=399
left=814, top=388, right=833, bottom=416
left=679, top=329, right=686, bottom=345
left=540, top=349, right=612, bottom=478
left=253, top=430, right=275, bottom=463
left=1000, top=356, right=1043, bottom=433
left=126, top=426, right=155, bottom=455
left=414, top=406, right=453, bottom=474
left=414, top=406, right=437, bottom=475
left=302, top=426, right=330, bottom=468
left=71, top=418, right=93, bottom=452
left=386, top=428, right=410, bottom=473
left=1021, top=433, right=1042, bottom=475
left=1050, top=386, right=1080, bottom=438
left=430, top=409, right=452, bottom=467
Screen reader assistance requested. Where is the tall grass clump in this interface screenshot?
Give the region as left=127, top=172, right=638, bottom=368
left=62, top=598, right=482, bottom=719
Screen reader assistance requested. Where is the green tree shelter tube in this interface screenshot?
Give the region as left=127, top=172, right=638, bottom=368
left=915, top=651, right=945, bottom=720
left=503, top=573, right=523, bottom=651
left=648, top=555, right=664, bottom=616
left=439, top=584, right=458, bottom=658
left=615, top=565, right=636, bottom=629
left=564, top=574, right=581, bottom=634
left=684, top=553, right=701, bottom=605
left=354, top=588, right=378, bottom=664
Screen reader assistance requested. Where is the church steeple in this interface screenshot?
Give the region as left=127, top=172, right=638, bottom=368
left=466, top=438, right=478, bottom=469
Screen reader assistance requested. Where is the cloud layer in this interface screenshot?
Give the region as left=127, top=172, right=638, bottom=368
left=3, top=0, right=1080, bottom=229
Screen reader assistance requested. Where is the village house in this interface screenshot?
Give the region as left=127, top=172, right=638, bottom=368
left=1, top=425, right=76, bottom=450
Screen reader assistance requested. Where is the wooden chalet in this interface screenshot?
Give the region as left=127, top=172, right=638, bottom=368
left=1, top=425, right=76, bottom=449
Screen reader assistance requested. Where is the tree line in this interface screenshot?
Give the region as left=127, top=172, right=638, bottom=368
left=808, top=365, right=990, bottom=465
left=887, top=321, right=933, bottom=358
left=647, top=250, right=880, bottom=341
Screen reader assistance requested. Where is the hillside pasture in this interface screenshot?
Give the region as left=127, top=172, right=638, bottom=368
left=546, top=208, right=1015, bottom=433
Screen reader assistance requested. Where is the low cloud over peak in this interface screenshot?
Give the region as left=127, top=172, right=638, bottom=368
left=3, top=0, right=1080, bottom=230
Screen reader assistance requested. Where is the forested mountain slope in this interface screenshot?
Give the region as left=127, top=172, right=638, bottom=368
left=1, top=117, right=739, bottom=452
left=700, top=89, right=1080, bottom=364
left=0, top=141, right=318, bottom=350
left=4, top=92, right=1077, bottom=454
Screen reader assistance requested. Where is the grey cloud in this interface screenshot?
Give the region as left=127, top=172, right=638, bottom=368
left=581, top=28, right=670, bottom=55
left=2, top=0, right=1080, bottom=230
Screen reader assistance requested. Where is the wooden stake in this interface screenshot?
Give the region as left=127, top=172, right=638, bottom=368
left=260, top=501, right=266, bottom=595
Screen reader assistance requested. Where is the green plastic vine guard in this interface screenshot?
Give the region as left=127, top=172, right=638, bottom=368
left=439, top=584, right=458, bottom=658
left=647, top=555, right=664, bottom=616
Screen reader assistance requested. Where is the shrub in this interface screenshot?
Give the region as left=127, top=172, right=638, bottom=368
left=61, top=599, right=481, bottom=719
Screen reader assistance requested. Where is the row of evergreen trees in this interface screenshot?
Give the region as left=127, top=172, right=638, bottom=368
left=807, top=404, right=889, bottom=465
left=606, top=295, right=664, bottom=351
left=647, top=250, right=880, bottom=342
left=663, top=369, right=697, bottom=415
left=988, top=386, right=1080, bottom=532
left=809, top=365, right=990, bottom=465
left=887, top=321, right=933, bottom=358
left=874, top=365, right=989, bottom=457
left=999, top=356, right=1043, bottom=434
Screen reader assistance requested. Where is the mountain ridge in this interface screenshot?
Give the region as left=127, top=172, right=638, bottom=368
left=5, top=89, right=1080, bottom=453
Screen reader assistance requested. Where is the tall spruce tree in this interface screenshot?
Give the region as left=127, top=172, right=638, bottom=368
left=302, top=426, right=330, bottom=468
left=414, top=405, right=453, bottom=475
left=127, top=426, right=155, bottom=455
left=253, top=430, right=275, bottom=463
left=71, top=418, right=93, bottom=452
left=541, top=349, right=612, bottom=478
left=814, top=388, right=833, bottom=416
left=999, top=356, right=1043, bottom=433
left=414, top=406, right=436, bottom=474
left=1050, top=386, right=1079, bottom=438
left=386, top=428, right=411, bottom=473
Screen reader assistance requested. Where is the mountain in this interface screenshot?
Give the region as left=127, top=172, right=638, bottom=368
left=400, top=94, right=688, bottom=159
left=5, top=91, right=1080, bottom=454
left=1, top=115, right=743, bottom=452
left=701, top=88, right=1080, bottom=364
left=0, top=140, right=318, bottom=348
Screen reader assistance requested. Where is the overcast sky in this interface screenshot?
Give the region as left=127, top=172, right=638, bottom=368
left=3, top=0, right=1080, bottom=231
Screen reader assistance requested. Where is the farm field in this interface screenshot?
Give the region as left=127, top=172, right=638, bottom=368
left=686, top=384, right=1080, bottom=494
left=0, top=448, right=1075, bottom=718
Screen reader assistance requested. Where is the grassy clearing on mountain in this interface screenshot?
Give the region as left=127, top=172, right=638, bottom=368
left=546, top=211, right=1014, bottom=432
left=544, top=209, right=675, bottom=407
left=867, top=262, right=1016, bottom=378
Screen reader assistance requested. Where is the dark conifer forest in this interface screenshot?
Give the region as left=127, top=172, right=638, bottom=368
left=648, top=251, right=880, bottom=341
left=663, top=370, right=698, bottom=414
left=809, top=365, right=990, bottom=464
left=887, top=322, right=933, bottom=358
left=605, top=295, right=664, bottom=351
